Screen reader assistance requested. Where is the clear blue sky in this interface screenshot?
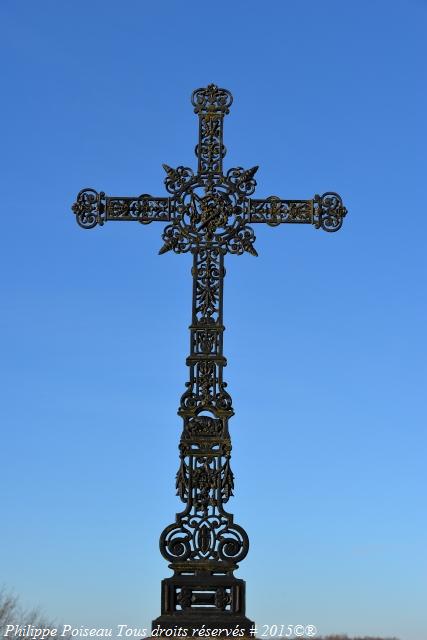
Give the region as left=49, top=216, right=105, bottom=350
left=1, top=1, right=426, bottom=639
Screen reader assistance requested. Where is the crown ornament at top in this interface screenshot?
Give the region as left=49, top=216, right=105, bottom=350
left=191, top=84, right=233, bottom=115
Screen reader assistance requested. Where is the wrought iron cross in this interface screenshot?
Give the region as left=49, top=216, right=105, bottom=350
left=72, top=84, right=347, bottom=635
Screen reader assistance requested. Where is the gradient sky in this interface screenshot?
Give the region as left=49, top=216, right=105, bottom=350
left=1, top=2, right=426, bottom=639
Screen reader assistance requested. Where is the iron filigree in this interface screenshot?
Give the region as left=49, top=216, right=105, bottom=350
left=71, top=83, right=347, bottom=635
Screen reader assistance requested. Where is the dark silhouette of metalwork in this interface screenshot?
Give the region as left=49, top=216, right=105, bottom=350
left=72, top=84, right=347, bottom=635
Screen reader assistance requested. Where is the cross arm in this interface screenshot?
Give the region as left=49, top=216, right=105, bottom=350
left=248, top=192, right=347, bottom=232
left=192, top=84, right=233, bottom=175
left=71, top=188, right=173, bottom=229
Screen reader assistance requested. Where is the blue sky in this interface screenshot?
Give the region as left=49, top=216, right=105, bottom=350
left=1, top=1, right=426, bottom=639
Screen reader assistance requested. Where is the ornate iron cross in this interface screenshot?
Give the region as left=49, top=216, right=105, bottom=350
left=72, top=84, right=347, bottom=635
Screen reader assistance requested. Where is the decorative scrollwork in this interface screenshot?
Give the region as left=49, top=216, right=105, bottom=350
left=160, top=246, right=247, bottom=571
left=160, top=514, right=248, bottom=563
left=217, top=522, right=248, bottom=562
left=226, top=166, right=258, bottom=196
left=194, top=248, right=222, bottom=320
left=191, top=84, right=233, bottom=115
left=193, top=328, right=219, bottom=355
left=249, top=196, right=313, bottom=226
left=71, top=188, right=105, bottom=229
left=192, top=85, right=232, bottom=175
left=226, top=225, right=258, bottom=256
left=163, top=165, right=195, bottom=195
left=159, top=223, right=193, bottom=255
left=160, top=523, right=192, bottom=562
left=179, top=380, right=234, bottom=414
left=154, top=172, right=259, bottom=254
left=216, top=382, right=233, bottom=411
left=105, top=194, right=170, bottom=223
left=195, top=116, right=226, bottom=173
left=71, top=85, right=346, bottom=253
left=313, top=192, right=347, bottom=232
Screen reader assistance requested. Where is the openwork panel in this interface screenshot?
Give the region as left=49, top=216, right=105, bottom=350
left=313, top=192, right=347, bottom=232
left=180, top=364, right=232, bottom=416
left=191, top=85, right=233, bottom=116
left=176, top=586, right=232, bottom=611
left=106, top=195, right=171, bottom=223
left=192, top=248, right=223, bottom=324
left=72, top=188, right=106, bottom=229
left=249, top=197, right=313, bottom=225
left=192, top=85, right=232, bottom=175
left=177, top=419, right=234, bottom=511
left=160, top=508, right=248, bottom=565
left=191, top=327, right=222, bottom=357
left=196, top=114, right=226, bottom=174
left=158, top=169, right=258, bottom=255
left=160, top=249, right=248, bottom=571
left=71, top=189, right=172, bottom=227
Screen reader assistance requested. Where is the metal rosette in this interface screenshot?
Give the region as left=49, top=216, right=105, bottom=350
left=159, top=168, right=259, bottom=255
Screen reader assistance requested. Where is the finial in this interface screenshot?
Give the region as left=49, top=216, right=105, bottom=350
left=162, top=164, right=175, bottom=177
left=239, top=166, right=259, bottom=183
left=158, top=241, right=172, bottom=255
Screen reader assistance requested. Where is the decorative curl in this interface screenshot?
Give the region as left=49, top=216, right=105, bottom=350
left=226, top=166, right=258, bottom=196
left=226, top=225, right=258, bottom=256
left=216, top=382, right=233, bottom=411
left=163, top=165, right=194, bottom=195
left=71, top=188, right=105, bottom=229
left=218, top=523, right=249, bottom=563
left=159, top=224, right=192, bottom=255
left=159, top=524, right=192, bottom=562
left=191, top=84, right=233, bottom=115
left=314, top=192, right=347, bottom=232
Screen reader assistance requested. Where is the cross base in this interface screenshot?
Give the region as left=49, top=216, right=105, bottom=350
left=152, top=617, right=255, bottom=637
left=152, top=569, right=254, bottom=636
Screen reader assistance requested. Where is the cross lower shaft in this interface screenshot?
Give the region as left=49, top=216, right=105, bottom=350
left=153, top=248, right=253, bottom=632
